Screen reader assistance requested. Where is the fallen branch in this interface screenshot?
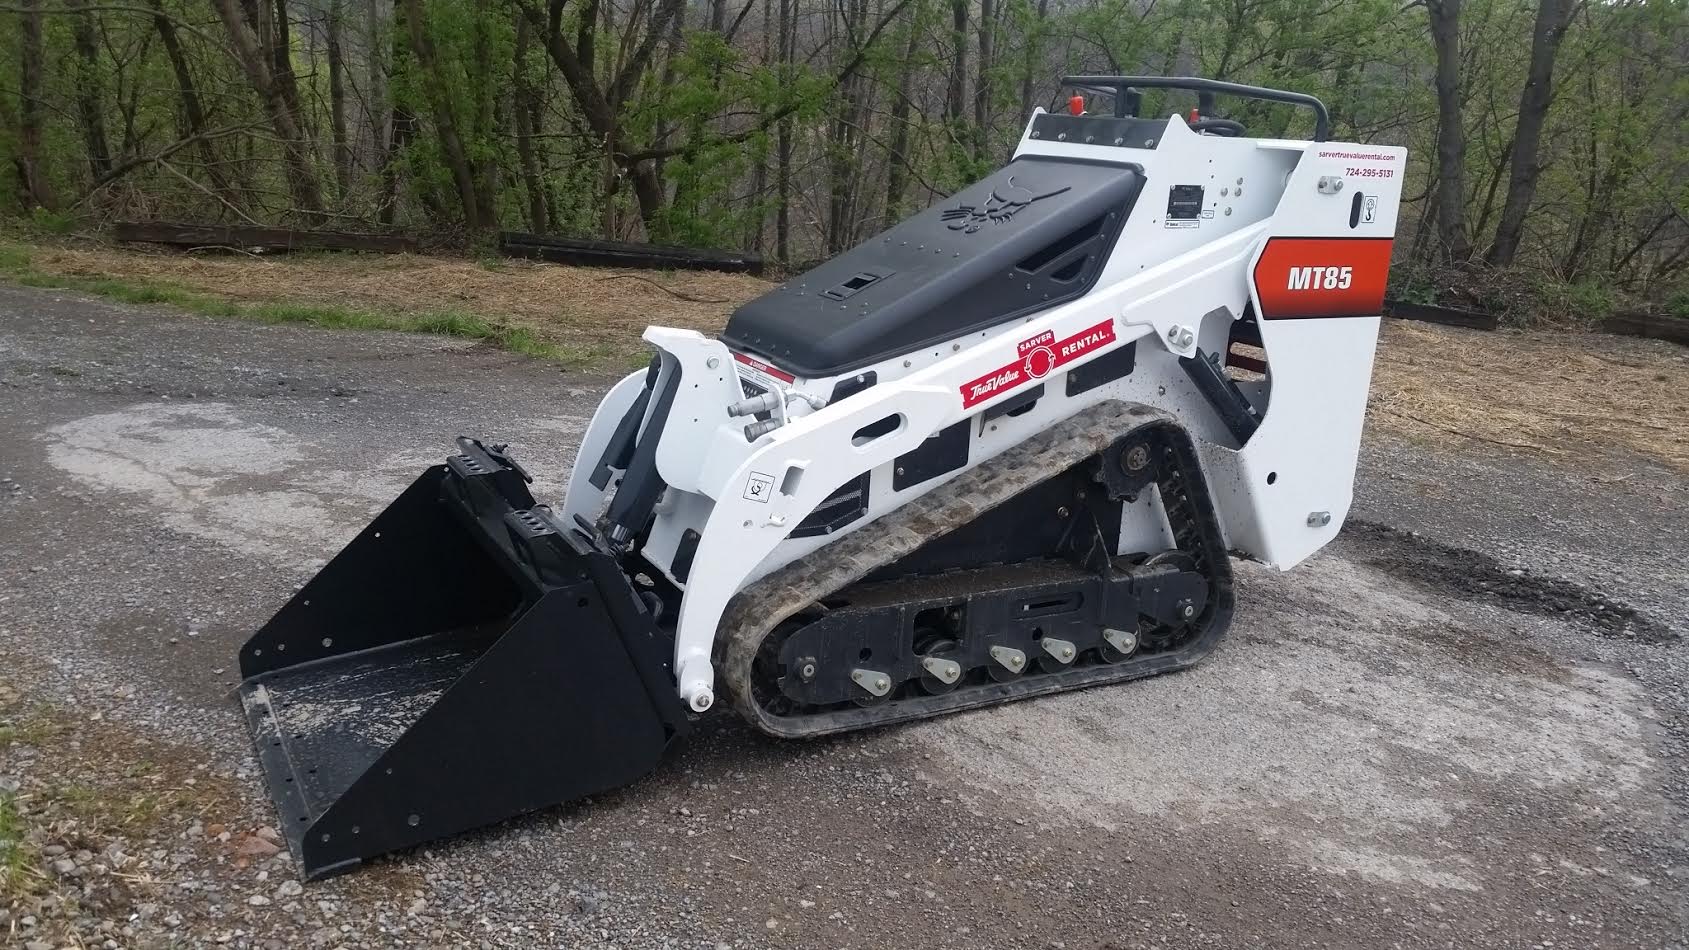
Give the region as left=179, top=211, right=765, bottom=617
left=596, top=273, right=729, bottom=304
left=156, top=158, right=260, bottom=226
left=1377, top=407, right=1551, bottom=454
left=73, top=124, right=264, bottom=206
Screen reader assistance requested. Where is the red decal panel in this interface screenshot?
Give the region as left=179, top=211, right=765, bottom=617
left=732, top=352, right=796, bottom=383
left=960, top=319, right=1116, bottom=409
left=1252, top=237, right=1393, bottom=320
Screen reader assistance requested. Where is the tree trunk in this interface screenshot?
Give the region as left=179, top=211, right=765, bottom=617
left=149, top=0, right=240, bottom=208
left=379, top=0, right=412, bottom=225
left=653, top=0, right=687, bottom=186
left=365, top=0, right=389, bottom=166
left=744, top=0, right=772, bottom=251
left=470, top=0, right=498, bottom=221
left=513, top=17, right=550, bottom=232
left=775, top=0, right=793, bottom=261
left=14, top=0, right=56, bottom=209
left=1017, top=0, right=1050, bottom=123
left=68, top=0, right=113, bottom=182
left=826, top=0, right=866, bottom=253
left=883, top=16, right=920, bottom=226
left=269, top=0, right=313, bottom=150
left=327, top=0, right=352, bottom=197
left=212, top=0, right=325, bottom=213
left=1484, top=0, right=1579, bottom=266
left=379, top=105, right=417, bottom=224
left=945, top=0, right=968, bottom=124
left=1425, top=0, right=1469, bottom=263
left=403, top=0, right=483, bottom=230
left=972, top=0, right=995, bottom=162
left=518, top=0, right=685, bottom=239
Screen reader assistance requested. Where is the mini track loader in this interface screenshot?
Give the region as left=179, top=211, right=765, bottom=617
left=237, top=76, right=1406, bottom=878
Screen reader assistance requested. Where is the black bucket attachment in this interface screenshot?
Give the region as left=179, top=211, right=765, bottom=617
left=237, top=440, right=688, bottom=879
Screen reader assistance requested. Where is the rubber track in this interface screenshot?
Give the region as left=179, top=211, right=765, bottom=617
left=719, top=400, right=1229, bottom=738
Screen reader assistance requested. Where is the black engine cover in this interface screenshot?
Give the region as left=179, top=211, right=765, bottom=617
left=722, top=156, right=1143, bottom=377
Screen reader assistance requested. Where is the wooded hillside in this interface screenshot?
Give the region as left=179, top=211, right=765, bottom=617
left=3, top=0, right=1685, bottom=306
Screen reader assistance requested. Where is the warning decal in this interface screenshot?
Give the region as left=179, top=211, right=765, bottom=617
left=733, top=352, right=796, bottom=388
left=743, top=470, right=775, bottom=502
left=960, top=319, right=1116, bottom=409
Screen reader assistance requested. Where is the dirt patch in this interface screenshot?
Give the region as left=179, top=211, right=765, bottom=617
left=1369, top=319, right=1689, bottom=473
left=13, top=243, right=1689, bottom=472
left=915, top=553, right=1661, bottom=894
left=22, top=243, right=772, bottom=365
left=1346, top=520, right=1676, bottom=644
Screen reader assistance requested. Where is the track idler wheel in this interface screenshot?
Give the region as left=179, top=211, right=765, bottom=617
left=849, top=667, right=895, bottom=706
left=915, top=635, right=963, bottom=695
left=1035, top=635, right=1079, bottom=674
left=988, top=645, right=1028, bottom=682
left=1098, top=626, right=1142, bottom=663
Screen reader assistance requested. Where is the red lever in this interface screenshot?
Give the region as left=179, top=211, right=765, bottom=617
left=1189, top=107, right=1201, bottom=123
left=1068, top=95, right=1086, bottom=116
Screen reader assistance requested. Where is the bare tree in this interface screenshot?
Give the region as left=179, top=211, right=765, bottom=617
left=14, top=0, right=57, bottom=208
left=327, top=0, right=353, bottom=196
left=212, top=0, right=326, bottom=213
left=972, top=0, right=995, bottom=161
left=1425, top=0, right=1470, bottom=262
left=67, top=0, right=113, bottom=181
left=512, top=18, right=550, bottom=232
left=1485, top=0, right=1582, bottom=266
left=403, top=0, right=486, bottom=228
left=883, top=13, right=922, bottom=225
left=148, top=0, right=241, bottom=208
left=945, top=0, right=967, bottom=125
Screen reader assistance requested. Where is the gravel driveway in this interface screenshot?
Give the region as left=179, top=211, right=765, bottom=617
left=2, top=284, right=1685, bottom=949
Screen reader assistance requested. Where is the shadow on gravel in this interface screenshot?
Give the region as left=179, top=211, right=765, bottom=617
left=1344, top=520, right=1677, bottom=645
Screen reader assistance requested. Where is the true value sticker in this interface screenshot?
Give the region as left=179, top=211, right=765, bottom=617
left=958, top=319, right=1115, bottom=409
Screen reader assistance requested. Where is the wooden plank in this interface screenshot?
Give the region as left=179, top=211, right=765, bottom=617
left=114, top=221, right=417, bottom=254
left=1598, top=310, right=1689, bottom=347
left=1382, top=298, right=1499, bottom=331
left=499, top=232, right=763, bottom=275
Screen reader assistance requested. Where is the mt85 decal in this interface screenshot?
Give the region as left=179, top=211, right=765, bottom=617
left=1252, top=237, right=1392, bottom=320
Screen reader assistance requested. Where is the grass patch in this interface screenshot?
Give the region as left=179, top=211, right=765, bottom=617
left=0, top=705, right=65, bottom=748
left=0, top=790, right=36, bottom=898
left=0, top=241, right=603, bottom=367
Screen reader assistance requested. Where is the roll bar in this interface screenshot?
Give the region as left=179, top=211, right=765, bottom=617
left=1061, top=75, right=1332, bottom=142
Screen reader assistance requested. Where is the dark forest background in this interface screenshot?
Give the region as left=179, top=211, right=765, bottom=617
left=3, top=0, right=1686, bottom=308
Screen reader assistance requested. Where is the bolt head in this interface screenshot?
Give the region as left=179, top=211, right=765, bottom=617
left=1181, top=604, right=1196, bottom=619
left=706, top=356, right=720, bottom=369
left=1011, top=656, right=1023, bottom=667
left=875, top=677, right=888, bottom=691
left=1061, top=648, right=1074, bottom=659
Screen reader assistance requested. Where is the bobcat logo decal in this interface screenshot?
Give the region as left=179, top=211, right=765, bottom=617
left=940, top=178, right=1071, bottom=233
